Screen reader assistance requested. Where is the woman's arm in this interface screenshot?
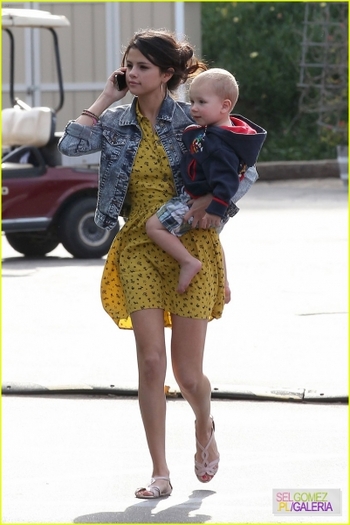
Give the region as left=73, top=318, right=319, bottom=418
left=58, top=69, right=128, bottom=156
left=75, top=69, right=128, bottom=126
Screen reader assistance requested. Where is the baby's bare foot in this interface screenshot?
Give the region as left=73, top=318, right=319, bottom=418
left=177, top=259, right=202, bottom=293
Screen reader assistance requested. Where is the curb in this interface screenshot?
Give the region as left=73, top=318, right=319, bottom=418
left=2, top=382, right=348, bottom=404
left=256, top=159, right=340, bottom=180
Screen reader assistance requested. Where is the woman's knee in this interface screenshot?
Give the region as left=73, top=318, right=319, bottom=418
left=132, top=309, right=167, bottom=383
left=138, top=350, right=166, bottom=383
left=175, top=369, right=202, bottom=395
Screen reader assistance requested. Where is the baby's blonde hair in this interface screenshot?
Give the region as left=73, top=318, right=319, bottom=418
left=191, top=68, right=239, bottom=111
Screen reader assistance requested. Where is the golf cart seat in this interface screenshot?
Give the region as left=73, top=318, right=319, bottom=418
left=1, top=106, right=61, bottom=174
left=2, top=106, right=56, bottom=149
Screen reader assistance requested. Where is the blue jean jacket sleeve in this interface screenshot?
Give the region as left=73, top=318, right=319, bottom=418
left=58, top=120, right=103, bottom=156
left=57, top=97, right=193, bottom=230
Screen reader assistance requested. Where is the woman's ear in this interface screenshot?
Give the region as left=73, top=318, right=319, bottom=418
left=163, top=68, right=175, bottom=82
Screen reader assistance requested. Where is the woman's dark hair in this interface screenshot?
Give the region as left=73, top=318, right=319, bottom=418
left=122, top=29, right=207, bottom=92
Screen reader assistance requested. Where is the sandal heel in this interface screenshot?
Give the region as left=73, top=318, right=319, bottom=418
left=194, top=416, right=220, bottom=483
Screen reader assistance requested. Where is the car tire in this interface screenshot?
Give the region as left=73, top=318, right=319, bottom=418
left=59, top=197, right=119, bottom=258
left=5, top=231, right=59, bottom=257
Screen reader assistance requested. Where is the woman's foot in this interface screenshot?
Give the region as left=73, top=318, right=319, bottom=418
left=135, top=476, right=173, bottom=499
left=177, top=258, right=202, bottom=293
left=194, top=417, right=220, bottom=483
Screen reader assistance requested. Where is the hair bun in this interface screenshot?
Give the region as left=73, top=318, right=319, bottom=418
left=179, top=43, right=194, bottom=66
left=123, top=29, right=207, bottom=92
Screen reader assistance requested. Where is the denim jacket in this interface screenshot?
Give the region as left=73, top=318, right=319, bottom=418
left=58, top=95, right=193, bottom=229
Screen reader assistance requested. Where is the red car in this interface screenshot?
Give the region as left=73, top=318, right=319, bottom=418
left=1, top=8, right=119, bottom=258
left=2, top=140, right=119, bottom=258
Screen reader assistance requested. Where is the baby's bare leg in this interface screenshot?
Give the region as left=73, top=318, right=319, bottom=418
left=146, top=214, right=202, bottom=293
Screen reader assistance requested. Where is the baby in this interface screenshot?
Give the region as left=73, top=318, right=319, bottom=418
left=146, top=68, right=266, bottom=294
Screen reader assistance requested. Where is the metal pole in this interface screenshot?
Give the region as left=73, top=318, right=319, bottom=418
left=4, top=29, right=15, bottom=106
left=105, top=2, right=121, bottom=74
left=174, top=2, right=186, bottom=102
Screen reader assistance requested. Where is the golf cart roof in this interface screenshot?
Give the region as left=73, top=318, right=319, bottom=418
left=2, top=8, right=70, bottom=28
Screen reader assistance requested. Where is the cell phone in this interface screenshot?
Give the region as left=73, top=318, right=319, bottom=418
left=114, top=73, right=127, bottom=91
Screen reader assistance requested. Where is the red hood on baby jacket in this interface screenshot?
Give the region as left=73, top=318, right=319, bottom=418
left=183, top=115, right=266, bottom=167
left=180, top=114, right=267, bottom=218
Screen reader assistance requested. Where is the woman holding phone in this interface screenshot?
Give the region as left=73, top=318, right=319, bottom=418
left=58, top=29, right=222, bottom=499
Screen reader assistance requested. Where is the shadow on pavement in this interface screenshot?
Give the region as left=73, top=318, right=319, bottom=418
left=74, top=489, right=215, bottom=523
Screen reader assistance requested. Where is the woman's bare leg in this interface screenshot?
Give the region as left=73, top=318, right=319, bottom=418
left=131, top=308, right=171, bottom=495
left=170, top=315, right=220, bottom=480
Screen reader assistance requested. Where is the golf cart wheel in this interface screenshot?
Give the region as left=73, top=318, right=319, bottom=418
left=5, top=231, right=59, bottom=257
left=59, top=197, right=119, bottom=258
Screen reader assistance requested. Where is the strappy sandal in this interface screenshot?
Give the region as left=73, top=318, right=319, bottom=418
left=135, top=476, right=173, bottom=499
left=195, top=416, right=220, bottom=483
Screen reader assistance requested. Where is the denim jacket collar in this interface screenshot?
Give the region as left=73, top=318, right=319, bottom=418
left=119, top=95, right=176, bottom=127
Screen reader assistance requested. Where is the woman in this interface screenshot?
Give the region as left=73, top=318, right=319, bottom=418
left=58, top=29, right=223, bottom=499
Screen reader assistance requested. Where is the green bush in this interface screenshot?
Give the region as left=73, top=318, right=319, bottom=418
left=201, top=2, right=344, bottom=161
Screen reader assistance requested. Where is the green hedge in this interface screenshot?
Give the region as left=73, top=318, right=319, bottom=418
left=201, top=2, right=345, bottom=161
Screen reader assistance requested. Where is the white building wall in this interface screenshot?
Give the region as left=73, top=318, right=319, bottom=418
left=2, top=2, right=202, bottom=131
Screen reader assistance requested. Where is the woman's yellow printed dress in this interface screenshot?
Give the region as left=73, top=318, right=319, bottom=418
left=101, top=107, right=225, bottom=329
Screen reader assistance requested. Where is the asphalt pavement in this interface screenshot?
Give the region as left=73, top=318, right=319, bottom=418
left=1, top=178, right=349, bottom=523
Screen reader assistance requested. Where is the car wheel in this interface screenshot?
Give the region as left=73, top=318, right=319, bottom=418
left=5, top=231, right=59, bottom=257
left=59, top=197, right=119, bottom=258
